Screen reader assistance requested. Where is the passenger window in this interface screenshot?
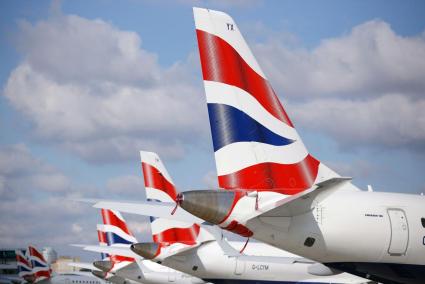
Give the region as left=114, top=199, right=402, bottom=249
left=422, top=218, right=425, bottom=228
left=304, top=237, right=315, bottom=247
left=192, top=266, right=198, bottom=271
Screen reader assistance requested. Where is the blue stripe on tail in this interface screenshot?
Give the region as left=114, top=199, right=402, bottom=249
left=207, top=103, right=294, bottom=151
left=105, top=232, right=134, bottom=245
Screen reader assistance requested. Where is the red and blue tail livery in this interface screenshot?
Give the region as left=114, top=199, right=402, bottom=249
left=28, top=246, right=51, bottom=282
left=97, top=227, right=109, bottom=260
left=194, top=8, right=338, bottom=194
left=140, top=151, right=202, bottom=246
left=101, top=209, right=137, bottom=246
left=15, top=249, right=33, bottom=281
left=99, top=209, right=136, bottom=263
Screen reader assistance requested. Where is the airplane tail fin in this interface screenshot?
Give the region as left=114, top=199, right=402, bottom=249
left=193, top=7, right=338, bottom=194
left=97, top=226, right=109, bottom=260
left=27, top=246, right=51, bottom=282
left=140, top=151, right=211, bottom=246
left=15, top=250, right=34, bottom=282
left=100, top=209, right=136, bottom=264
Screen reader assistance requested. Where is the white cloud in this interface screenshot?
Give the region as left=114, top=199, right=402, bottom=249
left=251, top=21, right=425, bottom=150
left=290, top=94, right=425, bottom=149
left=4, top=13, right=207, bottom=164
left=0, top=144, right=71, bottom=199
left=0, top=143, right=154, bottom=255
left=255, top=20, right=425, bottom=99
left=106, top=174, right=145, bottom=198
left=0, top=144, right=97, bottom=250
left=325, top=160, right=379, bottom=180
left=0, top=196, right=96, bottom=248
left=16, top=15, right=160, bottom=86
left=71, top=223, right=83, bottom=234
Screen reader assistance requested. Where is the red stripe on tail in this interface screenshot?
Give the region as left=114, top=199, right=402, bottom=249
left=28, top=246, right=46, bottom=262
left=110, top=255, right=134, bottom=263
left=101, top=209, right=133, bottom=236
left=153, top=224, right=200, bottom=246
left=97, top=230, right=108, bottom=244
left=34, top=270, right=51, bottom=279
left=16, top=255, right=31, bottom=266
left=196, top=29, right=293, bottom=127
left=142, top=162, right=177, bottom=201
left=218, top=154, right=320, bottom=193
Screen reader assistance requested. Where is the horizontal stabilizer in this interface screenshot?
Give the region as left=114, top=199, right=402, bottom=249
left=92, top=200, right=204, bottom=224
left=76, top=244, right=139, bottom=259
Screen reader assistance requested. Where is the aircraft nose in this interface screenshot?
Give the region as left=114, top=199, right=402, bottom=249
left=130, top=243, right=160, bottom=260
left=179, top=190, right=237, bottom=224
left=92, top=260, right=113, bottom=272
left=91, top=270, right=107, bottom=279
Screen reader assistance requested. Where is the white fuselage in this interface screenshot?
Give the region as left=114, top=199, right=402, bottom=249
left=246, top=188, right=425, bottom=265
left=160, top=240, right=369, bottom=283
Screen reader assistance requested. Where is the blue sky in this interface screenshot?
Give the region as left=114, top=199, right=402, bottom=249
left=1, top=0, right=424, bottom=260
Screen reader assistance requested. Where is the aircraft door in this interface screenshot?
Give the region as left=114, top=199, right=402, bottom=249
left=387, top=209, right=409, bottom=255
left=234, top=257, right=246, bottom=275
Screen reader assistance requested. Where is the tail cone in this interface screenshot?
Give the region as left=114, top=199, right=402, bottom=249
left=93, top=260, right=113, bottom=272
left=92, top=270, right=107, bottom=279
left=179, top=190, right=237, bottom=224
left=130, top=243, right=160, bottom=260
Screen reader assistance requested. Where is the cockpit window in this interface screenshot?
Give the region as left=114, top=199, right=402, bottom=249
left=421, top=218, right=425, bottom=228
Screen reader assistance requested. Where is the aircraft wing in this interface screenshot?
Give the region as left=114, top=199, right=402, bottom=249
left=90, top=200, right=204, bottom=224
